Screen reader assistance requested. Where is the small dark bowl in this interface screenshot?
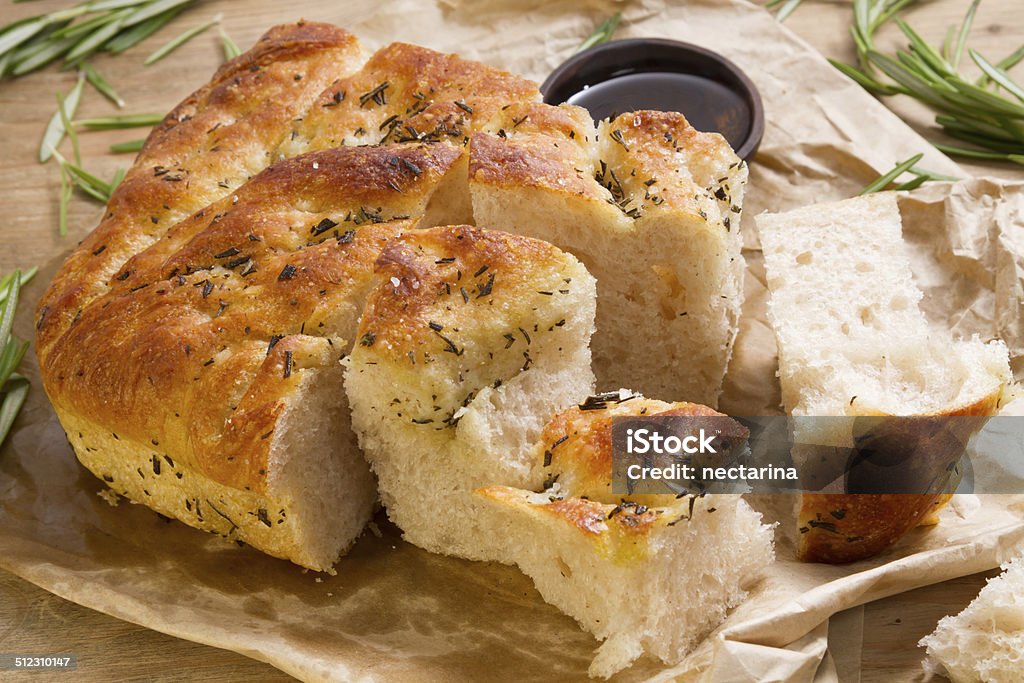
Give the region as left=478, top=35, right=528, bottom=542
left=541, top=38, right=764, bottom=161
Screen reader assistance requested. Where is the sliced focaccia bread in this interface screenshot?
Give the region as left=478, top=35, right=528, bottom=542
left=921, top=554, right=1024, bottom=683
left=44, top=143, right=465, bottom=571
left=469, top=103, right=746, bottom=406
left=758, top=192, right=1011, bottom=562
left=344, top=225, right=597, bottom=561
left=477, top=398, right=774, bottom=678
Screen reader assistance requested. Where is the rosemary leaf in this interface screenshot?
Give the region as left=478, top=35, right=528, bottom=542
left=75, top=113, right=163, bottom=129
left=934, top=142, right=1020, bottom=160
left=0, top=16, right=48, bottom=58
left=56, top=91, right=80, bottom=166
left=51, top=148, right=113, bottom=199
left=828, top=57, right=901, bottom=96
left=110, top=167, right=127, bottom=192
left=83, top=63, right=124, bottom=107
left=143, top=12, right=219, bottom=65
left=39, top=72, right=85, bottom=163
left=892, top=174, right=929, bottom=191
left=122, top=0, right=194, bottom=29
left=773, top=0, right=804, bottom=23
left=52, top=10, right=119, bottom=40
left=105, top=6, right=184, bottom=53
left=951, top=0, right=980, bottom=70
left=88, top=0, right=154, bottom=12
left=219, top=25, right=241, bottom=61
left=58, top=163, right=71, bottom=236
left=65, top=8, right=130, bottom=63
left=10, top=34, right=76, bottom=76
left=574, top=12, right=621, bottom=54
left=859, top=153, right=924, bottom=195
left=110, top=138, right=145, bottom=153
left=0, top=377, right=30, bottom=448
left=0, top=338, right=29, bottom=392
left=72, top=176, right=110, bottom=203
left=969, top=49, right=1024, bottom=104
left=0, top=273, right=21, bottom=357
left=0, top=268, right=38, bottom=307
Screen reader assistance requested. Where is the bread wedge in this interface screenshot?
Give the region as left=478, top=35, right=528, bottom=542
left=921, top=554, right=1024, bottom=683
left=344, top=225, right=597, bottom=561
left=478, top=396, right=774, bottom=678
left=470, top=103, right=746, bottom=406
left=758, top=193, right=1011, bottom=562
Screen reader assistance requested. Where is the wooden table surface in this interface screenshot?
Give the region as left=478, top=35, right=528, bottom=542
left=1, top=1, right=1022, bottom=681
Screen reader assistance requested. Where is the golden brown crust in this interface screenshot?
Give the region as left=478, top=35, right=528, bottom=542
left=469, top=103, right=602, bottom=200
left=470, top=106, right=741, bottom=225
left=41, top=143, right=463, bottom=493
left=36, top=22, right=365, bottom=358
left=360, top=225, right=572, bottom=363
left=281, top=42, right=539, bottom=154
left=798, top=391, right=1003, bottom=563
left=539, top=398, right=726, bottom=505
left=476, top=486, right=677, bottom=563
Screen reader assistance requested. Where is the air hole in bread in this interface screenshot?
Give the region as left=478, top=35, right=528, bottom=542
left=856, top=261, right=873, bottom=273
left=795, top=251, right=812, bottom=265
left=858, top=305, right=876, bottom=326
left=555, top=555, right=573, bottom=579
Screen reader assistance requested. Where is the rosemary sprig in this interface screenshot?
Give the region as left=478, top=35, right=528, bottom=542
left=859, top=153, right=958, bottom=194
left=0, top=0, right=199, bottom=78
left=39, top=72, right=84, bottom=162
left=74, top=113, right=163, bottom=129
left=57, top=92, right=81, bottom=166
left=831, top=0, right=1024, bottom=163
left=50, top=147, right=125, bottom=233
left=110, top=138, right=145, bottom=153
left=0, top=269, right=38, bottom=307
left=0, top=270, right=33, bottom=450
left=143, top=12, right=219, bottom=65
left=219, top=25, right=241, bottom=61
left=83, top=63, right=124, bottom=107
left=575, top=12, right=621, bottom=54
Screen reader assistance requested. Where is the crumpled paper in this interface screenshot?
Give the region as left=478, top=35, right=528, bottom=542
left=2, top=1, right=1023, bottom=681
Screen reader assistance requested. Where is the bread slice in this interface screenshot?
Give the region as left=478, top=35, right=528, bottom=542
left=469, top=103, right=746, bottom=406
left=477, top=397, right=774, bottom=678
left=920, top=554, right=1024, bottom=683
left=758, top=193, right=1011, bottom=562
left=45, top=143, right=467, bottom=571
left=344, top=226, right=597, bottom=561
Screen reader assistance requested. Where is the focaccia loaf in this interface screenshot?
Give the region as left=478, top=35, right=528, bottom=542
left=470, top=103, right=746, bottom=406
left=757, top=193, right=1011, bottom=563
left=37, top=22, right=749, bottom=570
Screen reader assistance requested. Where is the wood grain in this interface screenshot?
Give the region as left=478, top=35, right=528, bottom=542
left=0, top=0, right=1020, bottom=681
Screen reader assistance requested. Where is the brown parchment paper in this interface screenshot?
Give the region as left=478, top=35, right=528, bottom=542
left=2, top=1, right=1024, bottom=681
